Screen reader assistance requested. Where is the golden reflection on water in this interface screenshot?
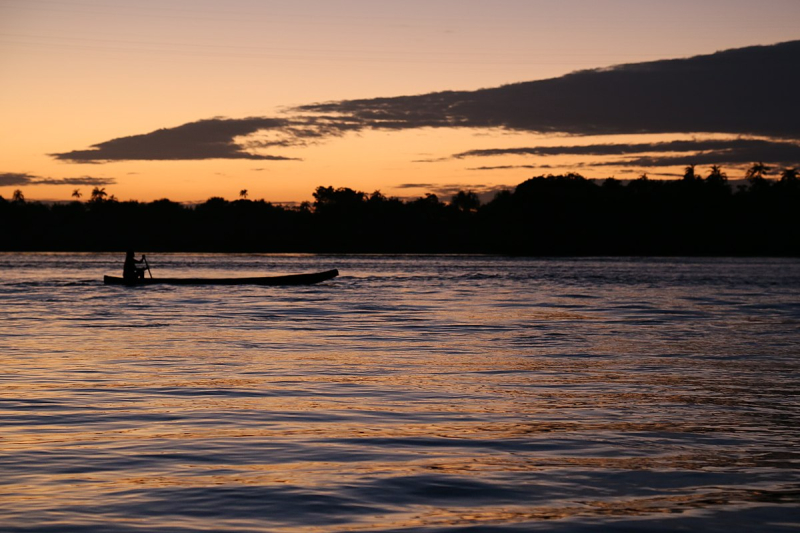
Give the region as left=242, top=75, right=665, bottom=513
left=2, top=255, right=800, bottom=531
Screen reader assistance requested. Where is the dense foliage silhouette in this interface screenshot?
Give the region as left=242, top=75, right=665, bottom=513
left=1, top=166, right=798, bottom=255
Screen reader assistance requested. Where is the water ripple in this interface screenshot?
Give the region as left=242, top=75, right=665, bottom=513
left=0, top=254, right=798, bottom=532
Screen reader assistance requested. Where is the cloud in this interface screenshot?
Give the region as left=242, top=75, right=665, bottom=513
left=453, top=138, right=800, bottom=167
left=0, top=172, right=116, bottom=186
left=592, top=142, right=800, bottom=167
left=394, top=183, right=437, bottom=189
left=466, top=165, right=551, bottom=171
left=297, top=41, right=800, bottom=139
left=0, top=173, right=38, bottom=186
left=35, top=176, right=117, bottom=186
left=50, top=41, right=800, bottom=164
left=51, top=117, right=306, bottom=162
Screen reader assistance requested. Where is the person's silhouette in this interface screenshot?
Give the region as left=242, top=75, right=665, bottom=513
left=123, top=250, right=147, bottom=282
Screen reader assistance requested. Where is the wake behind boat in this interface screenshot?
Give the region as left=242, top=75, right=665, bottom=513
left=104, top=269, right=339, bottom=286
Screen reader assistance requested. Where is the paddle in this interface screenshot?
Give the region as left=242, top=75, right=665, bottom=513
left=143, top=255, right=153, bottom=279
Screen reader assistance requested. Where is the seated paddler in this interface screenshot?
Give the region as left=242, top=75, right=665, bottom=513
left=123, top=250, right=147, bottom=282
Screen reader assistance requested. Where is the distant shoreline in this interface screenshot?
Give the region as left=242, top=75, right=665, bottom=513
left=2, top=173, right=799, bottom=257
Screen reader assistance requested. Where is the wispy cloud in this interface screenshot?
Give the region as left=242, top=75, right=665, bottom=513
left=465, top=164, right=550, bottom=171
left=394, top=183, right=437, bottom=189
left=0, top=173, right=116, bottom=187
left=591, top=144, right=800, bottom=167
left=452, top=138, right=800, bottom=168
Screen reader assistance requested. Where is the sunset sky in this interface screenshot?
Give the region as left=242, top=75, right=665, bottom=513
left=2, top=0, right=799, bottom=204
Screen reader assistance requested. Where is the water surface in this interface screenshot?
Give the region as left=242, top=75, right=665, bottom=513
left=1, top=254, right=798, bottom=532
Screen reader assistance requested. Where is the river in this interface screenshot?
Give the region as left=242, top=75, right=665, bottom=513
left=1, top=253, right=798, bottom=532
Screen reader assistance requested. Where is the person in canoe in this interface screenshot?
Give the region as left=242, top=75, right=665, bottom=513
left=123, top=250, right=148, bottom=282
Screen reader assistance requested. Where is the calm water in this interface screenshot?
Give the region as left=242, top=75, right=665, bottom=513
left=1, top=253, right=799, bottom=532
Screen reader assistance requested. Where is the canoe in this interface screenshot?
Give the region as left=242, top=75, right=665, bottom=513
left=104, top=269, right=339, bottom=286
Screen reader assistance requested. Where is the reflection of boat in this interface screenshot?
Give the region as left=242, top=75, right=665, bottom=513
left=104, top=269, right=339, bottom=286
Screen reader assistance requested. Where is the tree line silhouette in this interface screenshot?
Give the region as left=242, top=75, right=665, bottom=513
left=1, top=163, right=798, bottom=255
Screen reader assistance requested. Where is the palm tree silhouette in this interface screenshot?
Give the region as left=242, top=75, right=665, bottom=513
left=239, top=189, right=249, bottom=200
left=780, top=167, right=798, bottom=182
left=682, top=164, right=700, bottom=181
left=90, top=187, right=107, bottom=202
left=706, top=165, right=727, bottom=185
left=72, top=189, right=82, bottom=200
left=745, top=161, right=771, bottom=182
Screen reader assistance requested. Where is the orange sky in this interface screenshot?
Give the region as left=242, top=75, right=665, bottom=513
left=2, top=0, right=799, bottom=203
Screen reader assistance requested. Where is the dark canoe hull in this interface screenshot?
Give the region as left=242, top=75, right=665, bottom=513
left=104, top=269, right=339, bottom=286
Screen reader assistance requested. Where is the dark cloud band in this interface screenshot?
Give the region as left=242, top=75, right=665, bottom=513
left=0, top=173, right=116, bottom=187
left=297, top=41, right=800, bottom=139
left=51, top=118, right=301, bottom=162
left=49, top=41, right=800, bottom=165
left=452, top=138, right=800, bottom=168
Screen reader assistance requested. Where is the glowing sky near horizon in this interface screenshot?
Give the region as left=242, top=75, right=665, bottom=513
left=1, top=0, right=799, bottom=203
